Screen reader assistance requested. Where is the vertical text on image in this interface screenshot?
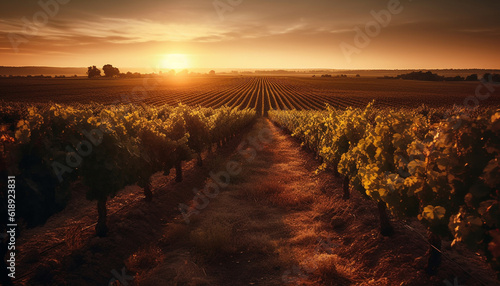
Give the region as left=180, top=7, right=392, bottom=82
left=6, top=176, right=17, bottom=279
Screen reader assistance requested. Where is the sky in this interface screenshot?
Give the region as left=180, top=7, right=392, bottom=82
left=0, top=0, right=499, bottom=70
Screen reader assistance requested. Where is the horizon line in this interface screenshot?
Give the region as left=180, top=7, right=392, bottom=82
left=1, top=66, right=500, bottom=71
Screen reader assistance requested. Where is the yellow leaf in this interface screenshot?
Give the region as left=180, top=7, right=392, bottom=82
left=378, top=188, right=389, bottom=197
left=422, top=205, right=446, bottom=221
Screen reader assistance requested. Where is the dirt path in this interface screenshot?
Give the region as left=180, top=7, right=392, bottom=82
left=15, top=118, right=499, bottom=286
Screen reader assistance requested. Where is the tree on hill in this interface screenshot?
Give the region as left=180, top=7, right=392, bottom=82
left=209, top=70, right=216, bottom=76
left=103, top=64, right=120, bottom=77
left=397, top=71, right=444, bottom=81
left=87, top=66, right=101, bottom=78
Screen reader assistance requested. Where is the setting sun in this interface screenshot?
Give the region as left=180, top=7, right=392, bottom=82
left=160, top=54, right=190, bottom=71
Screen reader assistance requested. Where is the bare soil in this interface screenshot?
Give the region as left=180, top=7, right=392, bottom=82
left=1, top=77, right=499, bottom=110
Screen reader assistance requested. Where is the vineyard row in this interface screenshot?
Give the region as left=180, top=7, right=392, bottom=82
left=269, top=104, right=500, bottom=276
left=0, top=103, right=256, bottom=236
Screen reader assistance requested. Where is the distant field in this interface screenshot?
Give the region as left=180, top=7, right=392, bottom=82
left=1, top=76, right=499, bottom=114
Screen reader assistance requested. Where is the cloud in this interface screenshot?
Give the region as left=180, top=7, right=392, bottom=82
left=0, top=0, right=499, bottom=68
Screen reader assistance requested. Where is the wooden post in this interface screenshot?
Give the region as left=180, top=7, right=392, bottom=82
left=425, top=232, right=442, bottom=275
left=377, top=201, right=394, bottom=236
left=342, top=176, right=350, bottom=200
left=175, top=160, right=183, bottom=182
left=96, top=197, right=108, bottom=237
left=332, top=161, right=340, bottom=177
left=144, top=183, right=153, bottom=202
left=197, top=153, right=203, bottom=167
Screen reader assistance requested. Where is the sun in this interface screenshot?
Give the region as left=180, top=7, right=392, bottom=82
left=160, top=54, right=190, bottom=71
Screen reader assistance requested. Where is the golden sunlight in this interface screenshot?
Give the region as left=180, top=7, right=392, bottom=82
left=160, top=54, right=190, bottom=71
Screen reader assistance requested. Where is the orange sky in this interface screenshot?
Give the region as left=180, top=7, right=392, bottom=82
left=0, top=0, right=499, bottom=70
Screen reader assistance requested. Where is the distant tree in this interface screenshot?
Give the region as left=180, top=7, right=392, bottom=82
left=483, top=73, right=492, bottom=81
left=177, top=69, right=189, bottom=76
left=87, top=66, right=101, bottom=78
left=102, top=64, right=120, bottom=77
left=209, top=70, right=216, bottom=76
left=483, top=73, right=500, bottom=83
left=494, top=74, right=500, bottom=83
left=356, top=74, right=361, bottom=77
left=444, top=76, right=464, bottom=81
left=465, top=74, right=478, bottom=81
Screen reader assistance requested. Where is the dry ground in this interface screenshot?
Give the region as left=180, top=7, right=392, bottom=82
left=13, top=118, right=500, bottom=286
